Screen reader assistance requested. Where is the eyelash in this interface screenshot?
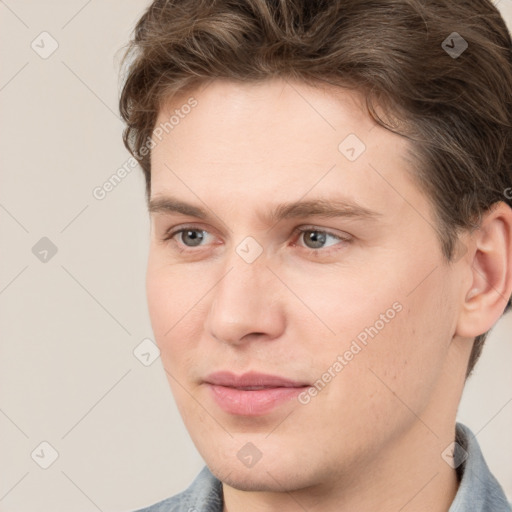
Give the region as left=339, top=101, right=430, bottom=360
left=161, top=225, right=351, bottom=255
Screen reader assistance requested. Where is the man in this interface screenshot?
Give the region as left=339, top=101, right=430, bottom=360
left=119, top=0, right=512, bottom=510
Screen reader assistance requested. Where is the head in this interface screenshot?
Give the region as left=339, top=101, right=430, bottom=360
left=119, top=0, right=512, bottom=494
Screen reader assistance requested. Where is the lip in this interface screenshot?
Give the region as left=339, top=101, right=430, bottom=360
left=204, top=371, right=310, bottom=416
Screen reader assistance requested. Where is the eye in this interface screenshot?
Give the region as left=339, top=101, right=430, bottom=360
left=163, top=227, right=214, bottom=248
left=177, top=228, right=205, bottom=247
left=294, top=227, right=350, bottom=251
left=161, top=225, right=351, bottom=254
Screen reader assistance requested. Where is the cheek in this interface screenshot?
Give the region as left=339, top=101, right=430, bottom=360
left=146, top=264, right=171, bottom=339
left=145, top=252, right=193, bottom=336
left=349, top=271, right=456, bottom=407
left=307, top=263, right=456, bottom=410
left=146, top=257, right=209, bottom=372
left=146, top=263, right=184, bottom=366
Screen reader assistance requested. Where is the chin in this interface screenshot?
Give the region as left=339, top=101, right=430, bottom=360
left=220, top=474, right=280, bottom=492
left=206, top=457, right=315, bottom=494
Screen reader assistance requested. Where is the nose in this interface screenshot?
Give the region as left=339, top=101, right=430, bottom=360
left=204, top=248, right=286, bottom=346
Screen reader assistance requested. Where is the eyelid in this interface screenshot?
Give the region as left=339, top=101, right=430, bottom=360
left=292, top=225, right=352, bottom=241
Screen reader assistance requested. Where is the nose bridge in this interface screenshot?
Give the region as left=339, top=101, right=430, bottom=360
left=205, top=241, right=283, bottom=344
left=214, top=245, right=269, bottom=319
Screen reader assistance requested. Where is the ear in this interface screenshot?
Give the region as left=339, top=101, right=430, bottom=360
left=455, top=202, right=512, bottom=338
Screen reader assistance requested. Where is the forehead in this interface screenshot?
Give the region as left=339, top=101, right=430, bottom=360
left=150, top=78, right=429, bottom=226
left=153, top=78, right=376, bottom=157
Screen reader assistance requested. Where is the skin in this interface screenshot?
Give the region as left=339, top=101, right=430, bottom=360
left=146, top=78, right=512, bottom=512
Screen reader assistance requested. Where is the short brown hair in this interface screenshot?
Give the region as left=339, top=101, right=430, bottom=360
left=119, top=0, right=512, bottom=378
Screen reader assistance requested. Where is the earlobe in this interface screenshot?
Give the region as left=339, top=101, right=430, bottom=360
left=455, top=201, right=512, bottom=338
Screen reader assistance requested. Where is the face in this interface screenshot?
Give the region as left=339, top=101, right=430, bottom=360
left=146, top=78, right=466, bottom=492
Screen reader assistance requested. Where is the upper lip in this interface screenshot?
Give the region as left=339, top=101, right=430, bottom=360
left=204, top=371, right=309, bottom=389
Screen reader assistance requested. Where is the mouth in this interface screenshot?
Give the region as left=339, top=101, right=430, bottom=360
left=203, top=371, right=311, bottom=416
left=230, top=386, right=284, bottom=390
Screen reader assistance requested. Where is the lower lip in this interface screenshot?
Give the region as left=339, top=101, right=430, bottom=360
left=206, top=384, right=308, bottom=416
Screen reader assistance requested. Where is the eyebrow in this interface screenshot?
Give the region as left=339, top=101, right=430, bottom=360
left=148, top=195, right=381, bottom=226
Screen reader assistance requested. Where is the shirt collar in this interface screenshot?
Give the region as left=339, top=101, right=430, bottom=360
left=449, top=422, right=511, bottom=511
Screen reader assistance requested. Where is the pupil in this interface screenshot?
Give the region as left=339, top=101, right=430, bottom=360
left=306, top=231, right=326, bottom=249
left=184, top=230, right=204, bottom=246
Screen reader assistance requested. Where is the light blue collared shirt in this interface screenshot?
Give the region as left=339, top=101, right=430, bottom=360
left=134, top=422, right=511, bottom=512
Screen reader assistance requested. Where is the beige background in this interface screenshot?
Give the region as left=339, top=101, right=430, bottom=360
left=0, top=1, right=511, bottom=511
